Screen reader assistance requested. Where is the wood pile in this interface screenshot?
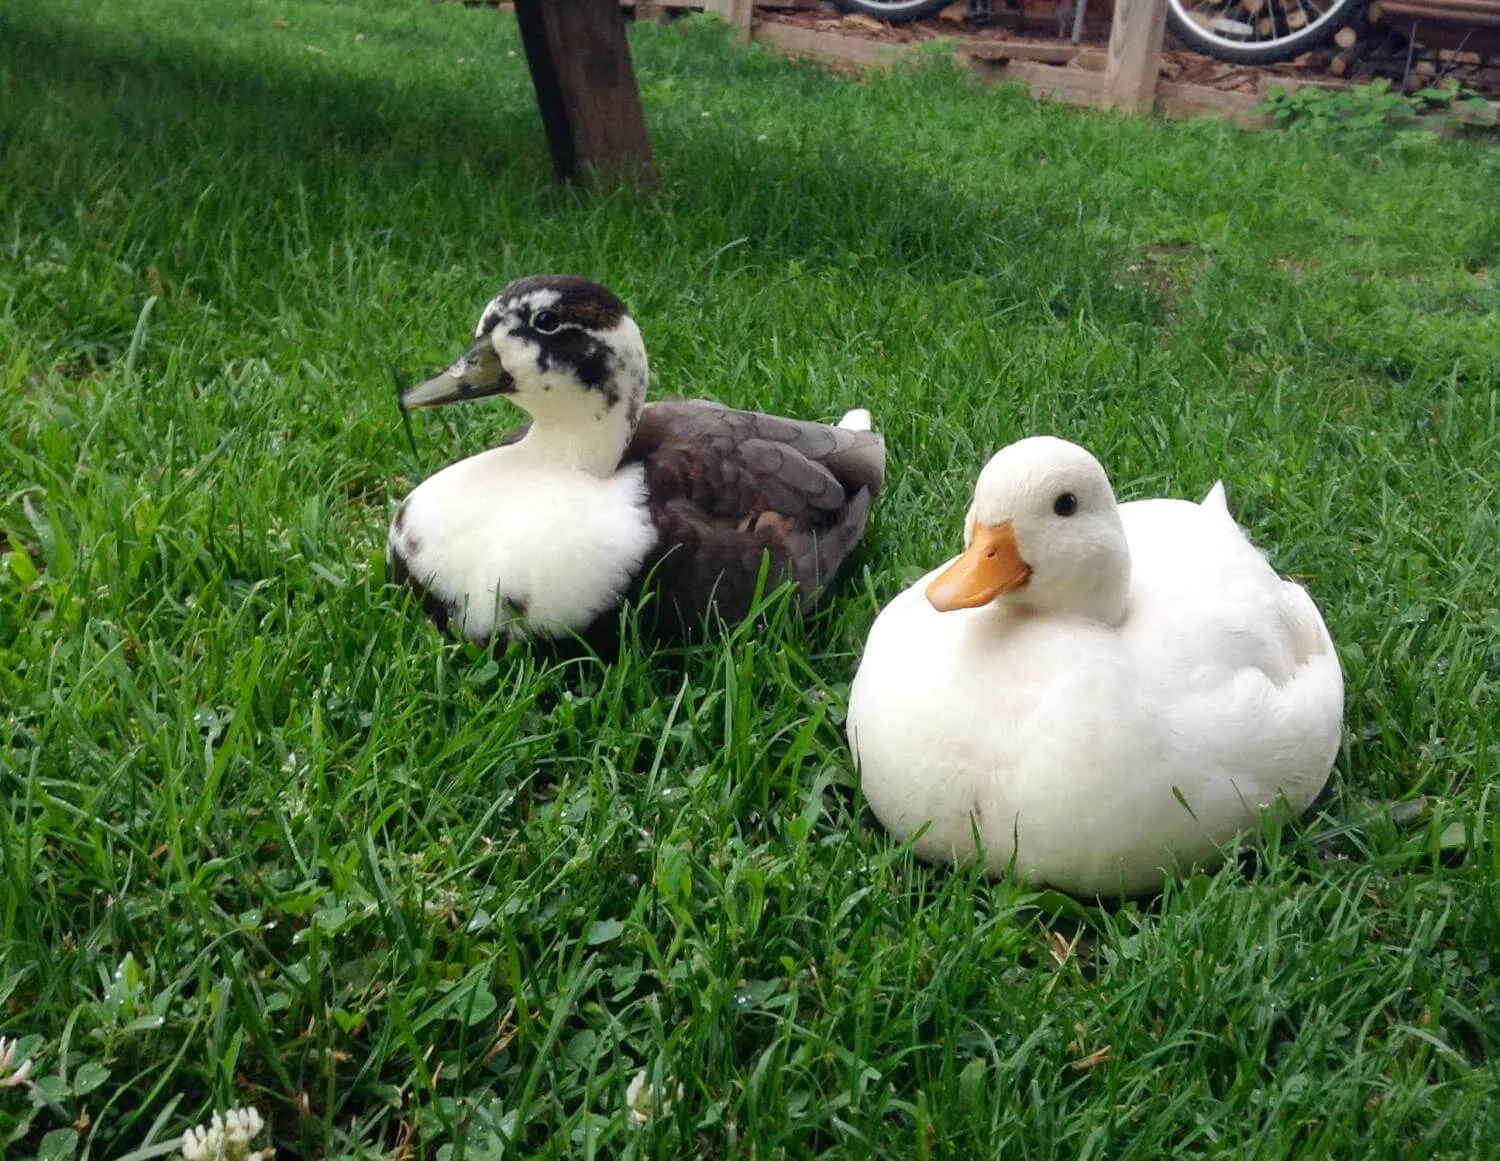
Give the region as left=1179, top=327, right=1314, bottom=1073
left=1371, top=0, right=1500, bottom=26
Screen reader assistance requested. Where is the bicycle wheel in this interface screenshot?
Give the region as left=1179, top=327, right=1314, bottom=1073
left=1166, top=0, right=1363, bottom=64
left=832, top=0, right=956, bottom=24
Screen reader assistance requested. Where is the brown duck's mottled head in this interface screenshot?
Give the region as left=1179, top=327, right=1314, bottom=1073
left=400, top=276, right=649, bottom=430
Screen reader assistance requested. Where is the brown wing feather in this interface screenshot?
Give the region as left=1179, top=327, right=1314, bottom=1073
left=622, top=401, right=885, bottom=638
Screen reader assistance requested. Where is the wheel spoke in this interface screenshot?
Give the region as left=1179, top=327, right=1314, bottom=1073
left=1168, top=0, right=1359, bottom=60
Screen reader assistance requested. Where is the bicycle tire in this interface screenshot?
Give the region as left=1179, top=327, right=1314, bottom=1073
left=1165, top=0, right=1363, bottom=65
left=832, top=0, right=956, bottom=24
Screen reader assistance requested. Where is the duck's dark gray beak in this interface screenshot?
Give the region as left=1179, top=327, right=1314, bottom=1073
left=399, top=341, right=515, bottom=411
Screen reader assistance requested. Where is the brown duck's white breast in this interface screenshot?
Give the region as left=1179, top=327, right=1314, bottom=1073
left=389, top=446, right=657, bottom=642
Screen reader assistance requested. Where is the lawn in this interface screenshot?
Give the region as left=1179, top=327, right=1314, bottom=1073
left=2, top=0, right=1498, bottom=1156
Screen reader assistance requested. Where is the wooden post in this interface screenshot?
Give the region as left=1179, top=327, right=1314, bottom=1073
left=1101, top=0, right=1168, bottom=115
left=513, top=0, right=656, bottom=184
left=706, top=0, right=755, bottom=42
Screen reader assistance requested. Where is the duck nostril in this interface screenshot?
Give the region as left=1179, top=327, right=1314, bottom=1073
left=985, top=549, right=997, bottom=560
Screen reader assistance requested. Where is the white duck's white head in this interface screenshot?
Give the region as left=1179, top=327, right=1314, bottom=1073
left=399, top=275, right=649, bottom=475
left=927, top=436, right=1131, bottom=625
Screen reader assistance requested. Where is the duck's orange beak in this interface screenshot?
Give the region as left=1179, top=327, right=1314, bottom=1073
left=926, top=521, right=1031, bottom=612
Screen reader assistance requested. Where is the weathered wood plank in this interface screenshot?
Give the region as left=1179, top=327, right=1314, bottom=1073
left=961, top=40, right=1083, bottom=64
left=974, top=57, right=1273, bottom=128
left=751, top=21, right=911, bottom=69
left=514, top=0, right=655, bottom=184
left=1101, top=0, right=1168, bottom=114
left=1154, top=79, right=1268, bottom=127
left=1377, top=0, right=1500, bottom=20
left=706, top=0, right=755, bottom=42
left=1260, top=76, right=1347, bottom=95
left=731, top=0, right=756, bottom=40
left=969, top=58, right=1105, bottom=106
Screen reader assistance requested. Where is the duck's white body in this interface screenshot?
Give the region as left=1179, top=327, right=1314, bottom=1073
left=391, top=446, right=656, bottom=642
left=848, top=445, right=1343, bottom=897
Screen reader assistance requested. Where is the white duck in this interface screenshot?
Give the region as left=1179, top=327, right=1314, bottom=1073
left=846, top=436, right=1343, bottom=897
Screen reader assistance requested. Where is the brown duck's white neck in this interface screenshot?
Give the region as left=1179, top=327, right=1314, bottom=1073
left=511, top=400, right=635, bottom=477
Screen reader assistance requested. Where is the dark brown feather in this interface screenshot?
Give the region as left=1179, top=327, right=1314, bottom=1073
left=618, top=401, right=885, bottom=641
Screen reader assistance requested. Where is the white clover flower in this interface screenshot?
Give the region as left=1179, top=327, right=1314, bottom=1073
left=180, top=1106, right=272, bottom=1161
left=625, top=1069, right=683, bottom=1124
left=0, top=1037, right=33, bottom=1089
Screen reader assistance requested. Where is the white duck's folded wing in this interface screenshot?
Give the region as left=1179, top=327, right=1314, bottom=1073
left=1119, top=492, right=1344, bottom=816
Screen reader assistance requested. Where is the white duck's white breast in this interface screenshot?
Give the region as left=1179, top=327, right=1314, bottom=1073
left=390, top=447, right=657, bottom=642
left=848, top=491, right=1343, bottom=896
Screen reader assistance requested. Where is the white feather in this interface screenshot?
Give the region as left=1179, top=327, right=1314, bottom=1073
left=838, top=408, right=872, bottom=432
left=391, top=447, right=657, bottom=641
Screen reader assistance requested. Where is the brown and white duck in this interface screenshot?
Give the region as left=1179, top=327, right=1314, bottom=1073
left=389, top=275, right=885, bottom=648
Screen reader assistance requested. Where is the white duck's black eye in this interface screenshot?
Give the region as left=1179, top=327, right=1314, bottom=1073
left=1054, top=492, right=1078, bottom=517
left=533, top=310, right=561, bottom=334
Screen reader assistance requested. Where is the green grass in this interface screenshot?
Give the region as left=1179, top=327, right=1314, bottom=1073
left=2, top=0, right=1498, bottom=1156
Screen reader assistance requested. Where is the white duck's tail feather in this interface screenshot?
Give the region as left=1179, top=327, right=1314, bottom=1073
left=1201, top=480, right=1229, bottom=516
left=838, top=408, right=872, bottom=432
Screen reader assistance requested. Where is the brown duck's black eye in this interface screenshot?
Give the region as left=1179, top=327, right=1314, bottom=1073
left=533, top=310, right=560, bottom=334
left=1054, top=492, right=1078, bottom=517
